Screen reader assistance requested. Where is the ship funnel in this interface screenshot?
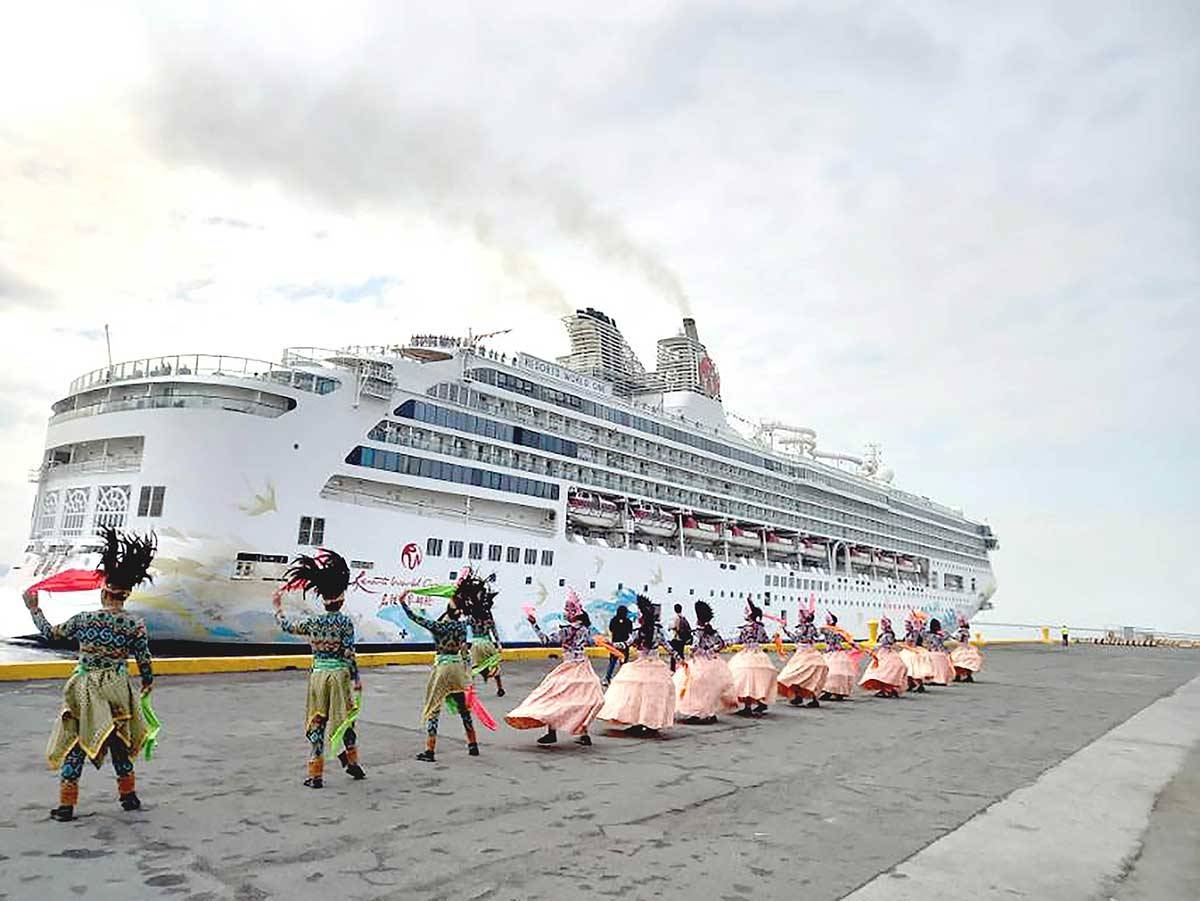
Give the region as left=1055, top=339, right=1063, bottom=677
left=682, top=317, right=699, bottom=342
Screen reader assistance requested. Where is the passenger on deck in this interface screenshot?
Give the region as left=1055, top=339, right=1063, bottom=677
left=272, top=549, right=366, bottom=788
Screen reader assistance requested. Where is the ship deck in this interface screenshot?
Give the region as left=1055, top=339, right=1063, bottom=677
left=0, top=645, right=1197, bottom=900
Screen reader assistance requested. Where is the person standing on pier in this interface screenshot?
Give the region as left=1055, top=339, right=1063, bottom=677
left=950, top=614, right=984, bottom=682
left=859, top=615, right=908, bottom=698
left=23, top=528, right=156, bottom=822
left=272, top=550, right=366, bottom=788
left=597, top=594, right=678, bottom=735
left=673, top=601, right=738, bottom=724
left=1061, top=624, right=1069, bottom=648
left=925, top=618, right=955, bottom=686
left=777, top=607, right=830, bottom=708
left=461, top=571, right=506, bottom=698
left=728, top=601, right=779, bottom=716
left=819, top=613, right=862, bottom=700
left=669, top=603, right=692, bottom=673
left=604, top=604, right=634, bottom=687
left=506, top=589, right=604, bottom=746
left=400, top=590, right=481, bottom=762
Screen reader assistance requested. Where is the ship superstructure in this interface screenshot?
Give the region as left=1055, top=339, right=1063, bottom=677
left=5, top=313, right=997, bottom=644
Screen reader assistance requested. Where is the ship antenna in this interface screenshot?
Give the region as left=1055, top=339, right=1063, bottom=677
left=104, top=323, right=114, bottom=378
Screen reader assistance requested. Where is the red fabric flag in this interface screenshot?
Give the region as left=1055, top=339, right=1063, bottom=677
left=27, top=569, right=104, bottom=595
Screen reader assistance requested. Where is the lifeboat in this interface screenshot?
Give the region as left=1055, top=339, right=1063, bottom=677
left=631, top=505, right=677, bottom=538
left=897, top=556, right=919, bottom=573
left=728, top=525, right=761, bottom=550
left=681, top=516, right=721, bottom=544
left=849, top=548, right=875, bottom=567
left=800, top=539, right=827, bottom=559
left=567, top=492, right=621, bottom=529
left=765, top=532, right=796, bottom=553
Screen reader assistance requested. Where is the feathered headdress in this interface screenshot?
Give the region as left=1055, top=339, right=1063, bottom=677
left=910, top=608, right=929, bottom=624
left=694, top=600, right=714, bottom=624
left=454, top=569, right=494, bottom=618
left=880, top=615, right=892, bottom=630
left=564, top=587, right=583, bottom=621
left=745, top=600, right=763, bottom=621
left=825, top=610, right=837, bottom=626
left=283, top=549, right=350, bottom=602
left=97, top=527, right=156, bottom=592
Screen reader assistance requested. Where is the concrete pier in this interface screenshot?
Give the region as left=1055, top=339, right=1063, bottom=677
left=1, top=645, right=1197, bottom=900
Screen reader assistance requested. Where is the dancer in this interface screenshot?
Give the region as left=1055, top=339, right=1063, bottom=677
left=506, top=589, right=604, bottom=746
left=950, top=614, right=984, bottom=682
left=728, top=601, right=779, bottom=716
left=924, top=618, right=956, bottom=686
left=819, top=613, right=861, bottom=700
left=23, top=528, right=155, bottom=822
left=777, top=607, right=829, bottom=708
left=673, top=601, right=737, bottom=724
left=859, top=615, right=908, bottom=698
left=596, top=594, right=677, bottom=735
left=461, top=571, right=506, bottom=697
left=604, top=604, right=634, bottom=687
left=400, top=590, right=479, bottom=762
left=272, top=549, right=365, bottom=788
left=897, top=612, right=934, bottom=693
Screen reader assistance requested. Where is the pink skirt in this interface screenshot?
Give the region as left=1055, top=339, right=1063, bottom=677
left=951, top=644, right=985, bottom=674
left=728, top=647, right=779, bottom=704
left=823, top=649, right=860, bottom=697
left=777, top=646, right=829, bottom=699
left=597, top=654, right=676, bottom=729
left=860, top=649, right=908, bottom=692
left=927, top=651, right=955, bottom=685
left=674, top=655, right=738, bottom=718
left=898, top=647, right=935, bottom=681
left=505, top=658, right=605, bottom=735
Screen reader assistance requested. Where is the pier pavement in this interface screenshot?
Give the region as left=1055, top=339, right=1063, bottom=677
left=0, top=645, right=1197, bottom=901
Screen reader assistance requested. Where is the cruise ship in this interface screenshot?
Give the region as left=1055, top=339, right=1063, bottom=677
left=4, top=310, right=997, bottom=645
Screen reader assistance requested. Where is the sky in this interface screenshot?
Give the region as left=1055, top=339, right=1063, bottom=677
left=1, top=1, right=1197, bottom=632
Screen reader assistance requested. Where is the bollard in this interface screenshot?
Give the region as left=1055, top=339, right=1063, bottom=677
left=1042, top=626, right=1050, bottom=643
left=867, top=619, right=879, bottom=646
left=975, top=631, right=983, bottom=646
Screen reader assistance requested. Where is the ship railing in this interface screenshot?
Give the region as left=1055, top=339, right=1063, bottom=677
left=29, top=455, right=143, bottom=482
left=69, top=354, right=341, bottom=396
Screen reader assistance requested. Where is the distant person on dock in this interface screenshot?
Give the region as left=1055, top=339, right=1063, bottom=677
left=597, top=594, right=678, bottom=736
left=604, top=604, right=633, bottom=686
left=506, top=589, right=604, bottom=747
left=778, top=606, right=829, bottom=708
left=272, top=549, right=365, bottom=789
left=400, top=588, right=481, bottom=763
left=859, top=616, right=908, bottom=698
left=461, top=570, right=506, bottom=697
left=951, top=614, right=984, bottom=682
left=669, top=603, right=692, bottom=672
left=673, top=601, right=738, bottom=724
left=23, top=528, right=156, bottom=822
left=728, top=601, right=779, bottom=716
left=1062, top=625, right=1070, bottom=648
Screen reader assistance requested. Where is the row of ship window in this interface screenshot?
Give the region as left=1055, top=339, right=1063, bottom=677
left=345, top=446, right=561, bottom=501
left=32, top=484, right=167, bottom=539
left=424, top=381, right=985, bottom=555
left=425, top=537, right=555, bottom=568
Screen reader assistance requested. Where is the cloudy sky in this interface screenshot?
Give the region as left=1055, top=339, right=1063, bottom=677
left=1, top=2, right=1197, bottom=632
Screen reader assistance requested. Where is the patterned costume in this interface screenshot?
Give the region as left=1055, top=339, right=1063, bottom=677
left=402, top=598, right=479, bottom=761
left=25, top=528, right=156, bottom=821
left=859, top=617, right=908, bottom=697
left=673, top=602, right=737, bottom=723
left=506, top=591, right=604, bottom=744
left=778, top=612, right=830, bottom=706
left=950, top=616, right=984, bottom=681
left=597, top=595, right=677, bottom=733
left=274, top=550, right=365, bottom=788
left=462, top=574, right=505, bottom=697
left=728, top=607, right=779, bottom=714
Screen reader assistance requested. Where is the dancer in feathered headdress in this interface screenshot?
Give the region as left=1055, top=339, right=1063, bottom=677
left=819, top=612, right=864, bottom=700
left=506, top=588, right=604, bottom=746
left=950, top=613, right=984, bottom=682
left=777, top=605, right=830, bottom=708
left=897, top=611, right=935, bottom=693
left=728, top=601, right=780, bottom=716
left=673, top=601, right=738, bottom=725
left=23, top=528, right=157, bottom=822
left=272, top=549, right=365, bottom=787
left=458, top=568, right=506, bottom=697
left=596, top=593, right=679, bottom=735
left=924, top=618, right=956, bottom=685
left=859, top=615, right=908, bottom=698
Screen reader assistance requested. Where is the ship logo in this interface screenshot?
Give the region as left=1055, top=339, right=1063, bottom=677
left=400, top=543, right=423, bottom=570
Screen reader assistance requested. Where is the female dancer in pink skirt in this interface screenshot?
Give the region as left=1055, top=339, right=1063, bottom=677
left=777, top=608, right=829, bottom=708
left=924, top=618, right=956, bottom=686
left=597, top=595, right=678, bottom=736
left=897, top=613, right=935, bottom=693
left=951, top=614, right=984, bottom=682
left=859, top=616, right=908, bottom=698
left=673, top=601, right=738, bottom=724
left=728, top=602, right=779, bottom=717
left=506, top=590, right=604, bottom=746
left=819, top=613, right=861, bottom=700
